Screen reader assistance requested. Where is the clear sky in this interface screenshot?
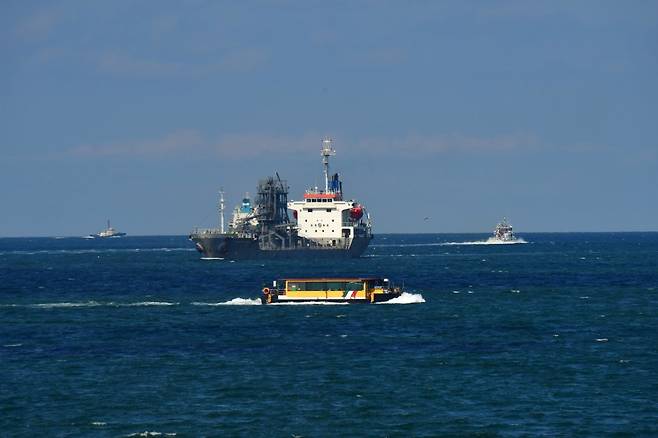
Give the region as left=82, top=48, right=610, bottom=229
left=1, top=1, right=657, bottom=236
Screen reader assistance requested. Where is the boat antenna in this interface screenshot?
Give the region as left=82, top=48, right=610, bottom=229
left=219, top=188, right=225, bottom=234
left=321, top=137, right=335, bottom=193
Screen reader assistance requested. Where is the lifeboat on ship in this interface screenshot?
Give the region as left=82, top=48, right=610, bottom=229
left=350, top=205, right=364, bottom=221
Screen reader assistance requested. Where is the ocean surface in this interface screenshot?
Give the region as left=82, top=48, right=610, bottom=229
left=1, top=233, right=657, bottom=437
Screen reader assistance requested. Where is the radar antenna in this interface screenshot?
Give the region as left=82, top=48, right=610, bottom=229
left=321, top=137, right=336, bottom=193
left=218, top=188, right=225, bottom=234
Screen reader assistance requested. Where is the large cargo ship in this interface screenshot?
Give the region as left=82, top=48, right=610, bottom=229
left=189, top=138, right=372, bottom=259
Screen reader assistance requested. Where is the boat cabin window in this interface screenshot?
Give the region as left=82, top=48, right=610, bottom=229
left=346, top=281, right=364, bottom=291
left=287, top=281, right=306, bottom=291
left=366, top=279, right=386, bottom=289
left=286, top=281, right=364, bottom=292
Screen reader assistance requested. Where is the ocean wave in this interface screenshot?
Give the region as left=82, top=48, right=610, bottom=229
left=118, top=301, right=179, bottom=307
left=8, top=301, right=180, bottom=309
left=191, top=298, right=261, bottom=306
left=0, top=248, right=194, bottom=256
left=378, top=292, right=425, bottom=304
left=31, top=301, right=105, bottom=308
left=440, top=239, right=527, bottom=246
left=371, top=243, right=447, bottom=248
left=126, top=432, right=177, bottom=437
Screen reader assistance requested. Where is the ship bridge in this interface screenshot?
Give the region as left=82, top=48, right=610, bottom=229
left=287, top=138, right=370, bottom=245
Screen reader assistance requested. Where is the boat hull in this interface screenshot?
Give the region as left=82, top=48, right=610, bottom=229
left=190, top=234, right=372, bottom=259
left=261, top=293, right=400, bottom=304
left=87, top=233, right=127, bottom=239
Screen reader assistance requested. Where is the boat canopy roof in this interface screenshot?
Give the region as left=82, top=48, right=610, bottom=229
left=281, top=277, right=387, bottom=282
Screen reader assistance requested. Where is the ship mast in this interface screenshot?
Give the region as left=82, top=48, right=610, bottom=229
left=321, top=137, right=336, bottom=193
left=218, top=188, right=225, bottom=234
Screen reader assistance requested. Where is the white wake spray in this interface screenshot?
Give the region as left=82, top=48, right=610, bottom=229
left=191, top=298, right=262, bottom=306
left=378, top=292, right=426, bottom=304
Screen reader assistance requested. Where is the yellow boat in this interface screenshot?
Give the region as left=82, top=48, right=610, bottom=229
left=261, top=277, right=403, bottom=304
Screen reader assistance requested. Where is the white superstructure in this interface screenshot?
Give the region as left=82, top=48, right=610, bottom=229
left=229, top=193, right=258, bottom=231
left=287, top=138, right=371, bottom=248
left=487, top=217, right=525, bottom=244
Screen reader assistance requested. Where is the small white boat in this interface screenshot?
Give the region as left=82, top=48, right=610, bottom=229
left=86, top=220, right=126, bottom=239
left=487, top=218, right=525, bottom=244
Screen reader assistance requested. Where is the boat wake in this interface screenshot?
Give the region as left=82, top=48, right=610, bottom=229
left=378, top=292, right=425, bottom=304
left=191, top=298, right=261, bottom=306
left=0, top=248, right=195, bottom=256
left=1, top=301, right=180, bottom=309
left=440, top=239, right=527, bottom=246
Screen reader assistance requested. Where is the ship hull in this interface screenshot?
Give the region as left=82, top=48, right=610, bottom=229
left=190, top=234, right=372, bottom=259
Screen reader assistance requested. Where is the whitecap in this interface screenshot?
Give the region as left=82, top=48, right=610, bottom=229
left=31, top=301, right=103, bottom=308
left=595, top=338, right=608, bottom=342
left=126, top=433, right=175, bottom=437
left=3, top=343, right=22, bottom=347
left=191, top=298, right=261, bottom=306
left=201, top=257, right=224, bottom=260
left=378, top=292, right=425, bottom=304
left=120, top=302, right=179, bottom=307
left=440, top=239, right=527, bottom=246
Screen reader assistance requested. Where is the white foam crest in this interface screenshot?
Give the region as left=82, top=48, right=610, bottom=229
left=126, top=433, right=176, bottom=437
left=201, top=257, right=225, bottom=261
left=119, top=301, right=179, bottom=307
left=192, top=298, right=261, bottom=306
left=23, top=301, right=178, bottom=308
left=31, top=301, right=103, bottom=308
left=2, top=247, right=193, bottom=256
left=371, top=243, right=447, bottom=248
left=440, top=239, right=527, bottom=246
left=378, top=292, right=426, bottom=305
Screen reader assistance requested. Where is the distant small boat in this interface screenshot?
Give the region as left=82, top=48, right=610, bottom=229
left=487, top=218, right=525, bottom=244
left=86, top=220, right=126, bottom=239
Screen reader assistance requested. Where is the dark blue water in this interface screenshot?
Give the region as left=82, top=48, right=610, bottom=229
left=2, top=233, right=657, bottom=436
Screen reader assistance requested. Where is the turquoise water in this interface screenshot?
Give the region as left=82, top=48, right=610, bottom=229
left=1, top=233, right=657, bottom=436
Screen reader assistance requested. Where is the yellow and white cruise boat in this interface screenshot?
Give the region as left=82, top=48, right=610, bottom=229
left=261, top=277, right=403, bottom=304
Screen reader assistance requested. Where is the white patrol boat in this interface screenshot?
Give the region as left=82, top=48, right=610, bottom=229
left=486, top=218, right=525, bottom=244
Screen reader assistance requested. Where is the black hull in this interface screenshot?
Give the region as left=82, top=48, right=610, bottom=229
left=190, top=235, right=371, bottom=259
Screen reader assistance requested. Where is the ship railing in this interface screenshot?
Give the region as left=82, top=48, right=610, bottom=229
left=190, top=228, right=257, bottom=239
left=190, top=227, right=224, bottom=235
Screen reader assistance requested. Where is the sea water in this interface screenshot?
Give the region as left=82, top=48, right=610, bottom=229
left=1, top=233, right=657, bottom=436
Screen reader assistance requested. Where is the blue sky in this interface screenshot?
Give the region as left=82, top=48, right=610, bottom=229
left=1, top=1, right=657, bottom=236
